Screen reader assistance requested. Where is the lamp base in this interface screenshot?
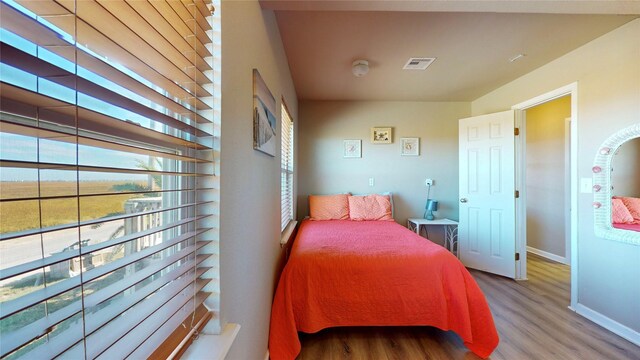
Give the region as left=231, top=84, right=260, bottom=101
left=425, top=211, right=434, bottom=220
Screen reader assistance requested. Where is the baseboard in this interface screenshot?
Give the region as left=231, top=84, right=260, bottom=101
left=526, top=246, right=568, bottom=265
left=574, top=303, right=640, bottom=346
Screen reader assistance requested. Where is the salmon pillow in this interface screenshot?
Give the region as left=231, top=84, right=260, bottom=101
left=348, top=194, right=393, bottom=221
left=611, top=198, right=634, bottom=224
left=309, top=194, right=350, bottom=220
left=616, top=196, right=640, bottom=224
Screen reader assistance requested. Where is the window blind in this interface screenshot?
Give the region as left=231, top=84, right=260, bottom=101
left=280, top=103, right=294, bottom=232
left=0, top=0, right=219, bottom=359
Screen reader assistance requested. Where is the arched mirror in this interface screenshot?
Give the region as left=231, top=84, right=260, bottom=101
left=592, top=124, right=640, bottom=245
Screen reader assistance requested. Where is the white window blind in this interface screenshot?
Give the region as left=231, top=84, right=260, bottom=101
left=280, top=103, right=294, bottom=232
left=0, top=0, right=220, bottom=359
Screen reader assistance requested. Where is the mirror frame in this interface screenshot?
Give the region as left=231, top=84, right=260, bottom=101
left=592, top=123, right=640, bottom=245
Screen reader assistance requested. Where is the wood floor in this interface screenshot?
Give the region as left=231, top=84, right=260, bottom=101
left=297, top=254, right=640, bottom=360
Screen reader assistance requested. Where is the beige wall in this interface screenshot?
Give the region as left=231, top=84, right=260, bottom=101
left=298, top=101, right=470, bottom=246
left=612, top=138, right=640, bottom=197
left=525, top=96, right=571, bottom=258
left=472, top=19, right=640, bottom=332
left=220, top=2, right=297, bottom=359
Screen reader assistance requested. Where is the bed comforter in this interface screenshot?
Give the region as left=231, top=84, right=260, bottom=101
left=269, top=220, right=499, bottom=359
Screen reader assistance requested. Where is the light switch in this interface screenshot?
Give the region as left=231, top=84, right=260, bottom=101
left=580, top=177, right=593, bottom=193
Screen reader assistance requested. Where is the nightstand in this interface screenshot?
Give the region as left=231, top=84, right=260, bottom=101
left=407, top=218, right=459, bottom=257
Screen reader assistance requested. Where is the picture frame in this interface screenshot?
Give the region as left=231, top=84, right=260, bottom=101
left=253, top=69, right=277, bottom=157
left=343, top=139, right=362, bottom=158
left=371, top=127, right=392, bottom=144
left=401, top=137, right=420, bottom=156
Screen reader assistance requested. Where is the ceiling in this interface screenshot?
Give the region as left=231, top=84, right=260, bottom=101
left=263, top=1, right=639, bottom=101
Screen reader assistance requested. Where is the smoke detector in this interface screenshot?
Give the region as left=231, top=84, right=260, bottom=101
left=352, top=60, right=369, bottom=77
left=403, top=57, right=436, bottom=70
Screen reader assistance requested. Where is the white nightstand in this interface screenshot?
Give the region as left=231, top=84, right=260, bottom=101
left=407, top=218, right=459, bottom=257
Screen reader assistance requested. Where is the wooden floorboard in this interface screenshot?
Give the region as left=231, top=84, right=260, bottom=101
left=297, top=254, right=640, bottom=360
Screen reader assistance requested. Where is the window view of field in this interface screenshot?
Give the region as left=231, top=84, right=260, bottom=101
left=0, top=178, right=173, bottom=358
left=0, top=181, right=149, bottom=233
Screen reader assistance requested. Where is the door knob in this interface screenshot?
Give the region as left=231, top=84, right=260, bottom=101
left=460, top=198, right=468, bottom=203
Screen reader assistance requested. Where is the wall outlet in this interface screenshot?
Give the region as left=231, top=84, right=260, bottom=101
left=425, top=178, right=434, bottom=186
left=369, top=177, right=375, bottom=187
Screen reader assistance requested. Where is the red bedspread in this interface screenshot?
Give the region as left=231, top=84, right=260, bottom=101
left=269, top=220, right=499, bottom=359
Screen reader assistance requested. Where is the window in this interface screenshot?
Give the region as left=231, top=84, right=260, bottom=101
left=280, top=102, right=294, bottom=232
left=0, top=0, right=220, bottom=358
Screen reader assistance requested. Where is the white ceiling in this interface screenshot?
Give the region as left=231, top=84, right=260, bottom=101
left=264, top=1, right=639, bottom=101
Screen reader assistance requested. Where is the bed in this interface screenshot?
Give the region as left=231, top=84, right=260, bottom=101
left=269, top=219, right=499, bottom=359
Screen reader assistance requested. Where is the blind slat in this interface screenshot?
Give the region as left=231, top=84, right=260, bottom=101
left=0, top=91, right=213, bottom=151
left=0, top=226, right=209, bottom=314
left=90, top=281, right=210, bottom=359
left=7, top=0, right=211, bottom=110
left=18, top=0, right=213, bottom=98
left=1, top=42, right=212, bottom=127
left=96, top=0, right=212, bottom=75
left=0, top=82, right=212, bottom=143
left=0, top=159, right=211, bottom=177
left=99, top=289, right=210, bottom=359
left=126, top=0, right=212, bottom=60
left=1, top=256, right=210, bottom=358
left=0, top=120, right=212, bottom=164
left=0, top=296, right=82, bottom=358
left=129, top=294, right=209, bottom=359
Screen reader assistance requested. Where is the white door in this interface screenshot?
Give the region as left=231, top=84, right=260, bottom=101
left=459, top=110, right=516, bottom=278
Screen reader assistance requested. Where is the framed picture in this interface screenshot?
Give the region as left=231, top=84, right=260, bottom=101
left=253, top=69, right=277, bottom=156
left=343, top=139, right=362, bottom=158
left=401, top=137, right=419, bottom=156
left=371, top=127, right=392, bottom=144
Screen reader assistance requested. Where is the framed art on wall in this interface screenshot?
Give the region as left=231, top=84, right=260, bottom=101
left=253, top=69, right=277, bottom=156
left=371, top=127, right=392, bottom=144
left=401, top=137, right=419, bottom=156
left=344, top=139, right=362, bottom=158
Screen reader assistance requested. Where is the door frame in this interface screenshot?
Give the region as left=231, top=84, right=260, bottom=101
left=511, top=82, right=578, bottom=309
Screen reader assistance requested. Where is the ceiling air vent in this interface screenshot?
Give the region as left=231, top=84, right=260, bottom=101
left=403, top=57, right=436, bottom=70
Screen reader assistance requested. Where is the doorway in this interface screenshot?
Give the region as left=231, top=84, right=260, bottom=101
left=523, top=95, right=571, bottom=265
left=512, top=83, right=579, bottom=309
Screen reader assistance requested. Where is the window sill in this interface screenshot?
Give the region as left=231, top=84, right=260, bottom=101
left=280, top=220, right=298, bottom=247
left=181, top=323, right=240, bottom=360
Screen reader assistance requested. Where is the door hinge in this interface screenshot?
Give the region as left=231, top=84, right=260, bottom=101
left=515, top=190, right=520, bottom=198
left=515, top=252, right=520, bottom=261
left=514, top=127, right=520, bottom=136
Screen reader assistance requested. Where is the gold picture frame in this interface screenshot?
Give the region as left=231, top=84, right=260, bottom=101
left=371, top=127, right=392, bottom=144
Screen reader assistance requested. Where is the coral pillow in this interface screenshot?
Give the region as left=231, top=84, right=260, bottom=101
left=611, top=198, right=634, bottom=224
left=616, top=196, right=640, bottom=224
left=309, top=194, right=350, bottom=220
left=348, top=194, right=393, bottom=221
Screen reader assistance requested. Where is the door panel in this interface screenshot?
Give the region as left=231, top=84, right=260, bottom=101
left=459, top=110, right=516, bottom=278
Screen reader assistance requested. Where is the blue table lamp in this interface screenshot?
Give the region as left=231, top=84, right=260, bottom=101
left=425, top=199, right=438, bottom=220
left=423, top=183, right=438, bottom=220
